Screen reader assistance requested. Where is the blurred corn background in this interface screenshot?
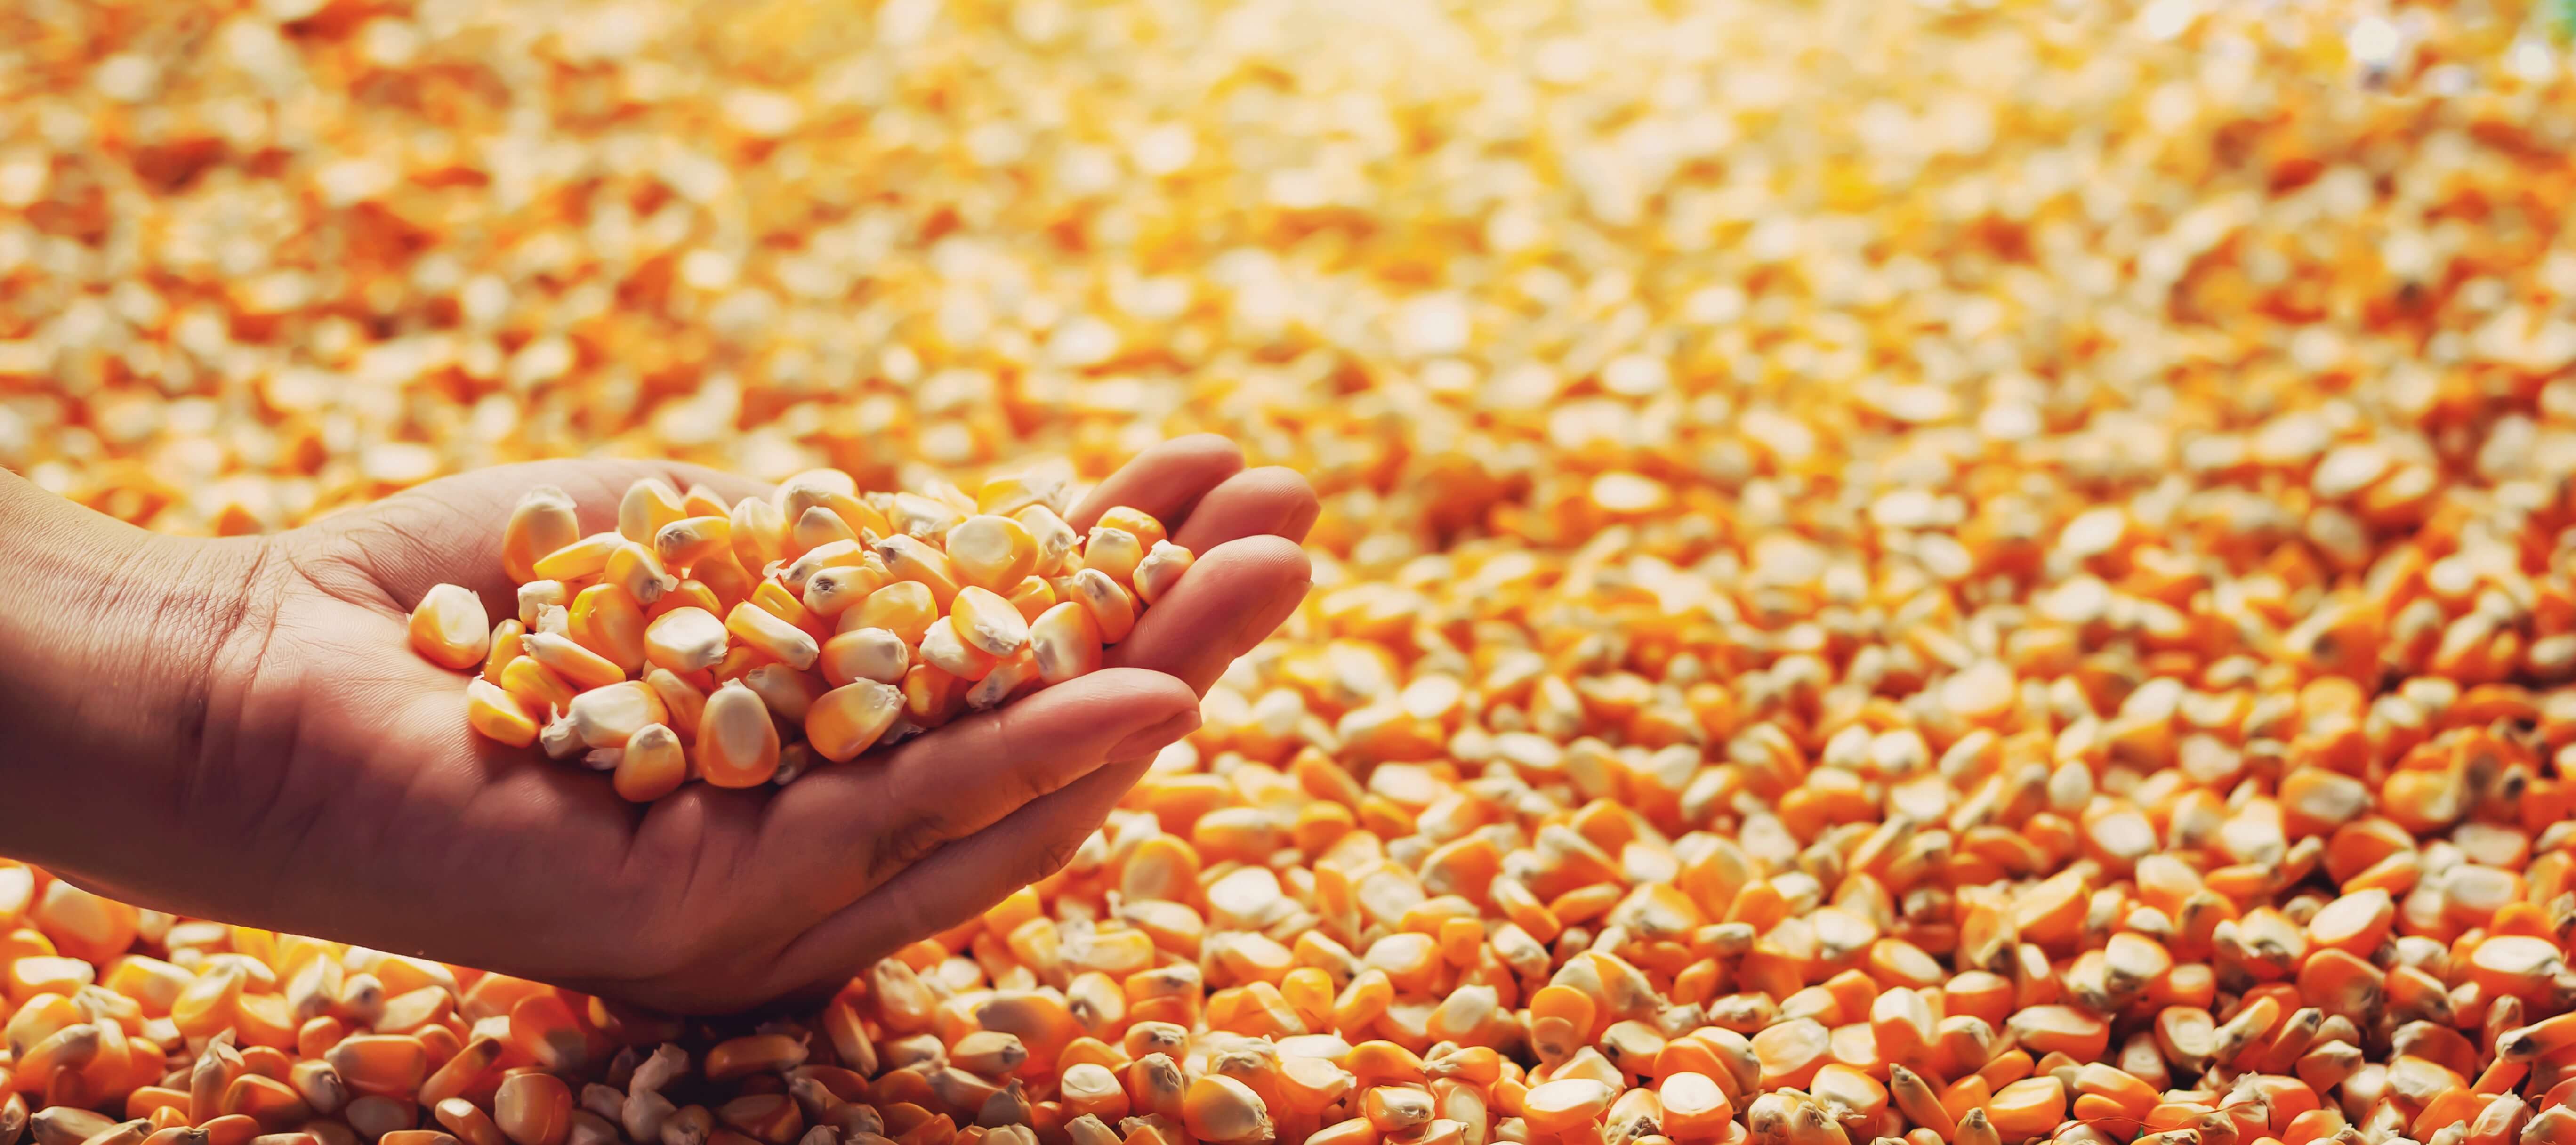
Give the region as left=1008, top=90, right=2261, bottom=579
left=15, top=0, right=2576, bottom=1142
left=5, top=0, right=2565, bottom=547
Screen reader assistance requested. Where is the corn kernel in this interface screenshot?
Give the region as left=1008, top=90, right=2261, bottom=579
left=500, top=489, right=580, bottom=586
left=820, top=629, right=911, bottom=688
left=697, top=681, right=781, bottom=788
left=642, top=607, right=728, bottom=675
left=807, top=681, right=903, bottom=763
left=724, top=603, right=820, bottom=672
left=408, top=585, right=491, bottom=671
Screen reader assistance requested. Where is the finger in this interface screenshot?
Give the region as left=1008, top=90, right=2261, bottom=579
left=348, top=459, right=771, bottom=614
left=1170, top=466, right=1320, bottom=552
left=749, top=668, right=1199, bottom=914
left=1108, top=535, right=1312, bottom=693
left=1067, top=435, right=1244, bottom=533
left=764, top=749, right=1162, bottom=999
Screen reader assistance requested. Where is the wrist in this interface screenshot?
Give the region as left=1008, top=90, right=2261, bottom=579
left=0, top=471, right=273, bottom=864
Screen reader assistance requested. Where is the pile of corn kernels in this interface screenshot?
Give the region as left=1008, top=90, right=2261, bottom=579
left=11, top=0, right=2576, bottom=1142
left=412, top=471, right=1191, bottom=799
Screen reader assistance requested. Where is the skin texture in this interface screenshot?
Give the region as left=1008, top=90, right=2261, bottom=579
left=0, top=435, right=1315, bottom=1012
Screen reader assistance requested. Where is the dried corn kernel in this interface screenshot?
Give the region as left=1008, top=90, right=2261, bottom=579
left=408, top=586, right=491, bottom=672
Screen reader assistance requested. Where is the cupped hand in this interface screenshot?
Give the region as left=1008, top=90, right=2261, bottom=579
left=33, top=436, right=1314, bottom=1013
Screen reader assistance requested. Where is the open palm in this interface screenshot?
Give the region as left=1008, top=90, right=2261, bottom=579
left=54, top=437, right=1314, bottom=1013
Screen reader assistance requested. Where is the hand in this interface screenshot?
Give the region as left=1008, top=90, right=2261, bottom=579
left=0, top=436, right=1314, bottom=1013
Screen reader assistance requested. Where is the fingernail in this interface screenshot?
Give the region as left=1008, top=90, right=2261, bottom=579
left=1109, top=710, right=1201, bottom=761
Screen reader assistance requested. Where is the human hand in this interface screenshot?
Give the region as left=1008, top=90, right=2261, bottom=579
left=0, top=436, right=1314, bottom=1013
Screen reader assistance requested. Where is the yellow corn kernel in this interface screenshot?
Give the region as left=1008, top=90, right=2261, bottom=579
left=946, top=516, right=1039, bottom=592
left=566, top=681, right=668, bottom=750
left=729, top=496, right=788, bottom=572
left=532, top=532, right=622, bottom=581
left=751, top=581, right=829, bottom=642
left=1070, top=570, right=1138, bottom=643
left=903, top=663, right=966, bottom=730
left=966, top=651, right=1041, bottom=710
left=875, top=535, right=963, bottom=607
left=698, top=681, right=781, bottom=788
left=850, top=581, right=938, bottom=643
left=919, top=614, right=1000, bottom=681
left=643, top=607, right=728, bottom=675
left=408, top=584, right=491, bottom=671
left=1005, top=575, right=1057, bottom=623
left=781, top=469, right=892, bottom=540
left=890, top=492, right=963, bottom=539
left=642, top=669, right=707, bottom=737
left=725, top=603, right=820, bottom=671
left=501, top=487, right=580, bottom=585
left=653, top=516, right=732, bottom=569
left=680, top=484, right=729, bottom=518
left=465, top=681, right=540, bottom=748
left=691, top=552, right=757, bottom=612
left=713, top=644, right=767, bottom=683
left=808, top=680, right=904, bottom=763
left=615, top=478, right=682, bottom=545
left=482, top=619, right=526, bottom=686
left=782, top=539, right=869, bottom=592
left=804, top=565, right=886, bottom=618
left=950, top=586, right=1033, bottom=657
left=1029, top=601, right=1103, bottom=685
left=1181, top=1076, right=1272, bottom=1145
left=644, top=578, right=724, bottom=621
left=792, top=505, right=857, bottom=555
left=1132, top=542, right=1195, bottom=606
left=518, top=632, right=625, bottom=691
left=975, top=475, right=1067, bottom=517
left=1014, top=506, right=1079, bottom=575
left=567, top=584, right=647, bottom=676
left=500, top=656, right=580, bottom=714
left=603, top=541, right=677, bottom=605
left=494, top=1072, right=571, bottom=1145
left=821, top=629, right=912, bottom=687
left=1094, top=507, right=1169, bottom=550
left=742, top=662, right=825, bottom=722
left=1083, top=528, right=1144, bottom=589
left=325, top=1035, right=429, bottom=1098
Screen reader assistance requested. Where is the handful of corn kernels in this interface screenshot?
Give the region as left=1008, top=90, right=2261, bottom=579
left=406, top=469, right=1193, bottom=800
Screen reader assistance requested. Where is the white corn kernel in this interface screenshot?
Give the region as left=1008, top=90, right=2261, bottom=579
left=643, top=607, right=728, bottom=674
left=821, top=629, right=911, bottom=687
left=517, top=581, right=567, bottom=627
left=567, top=681, right=667, bottom=749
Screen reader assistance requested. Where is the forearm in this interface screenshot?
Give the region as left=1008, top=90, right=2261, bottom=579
left=0, top=469, right=267, bottom=865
